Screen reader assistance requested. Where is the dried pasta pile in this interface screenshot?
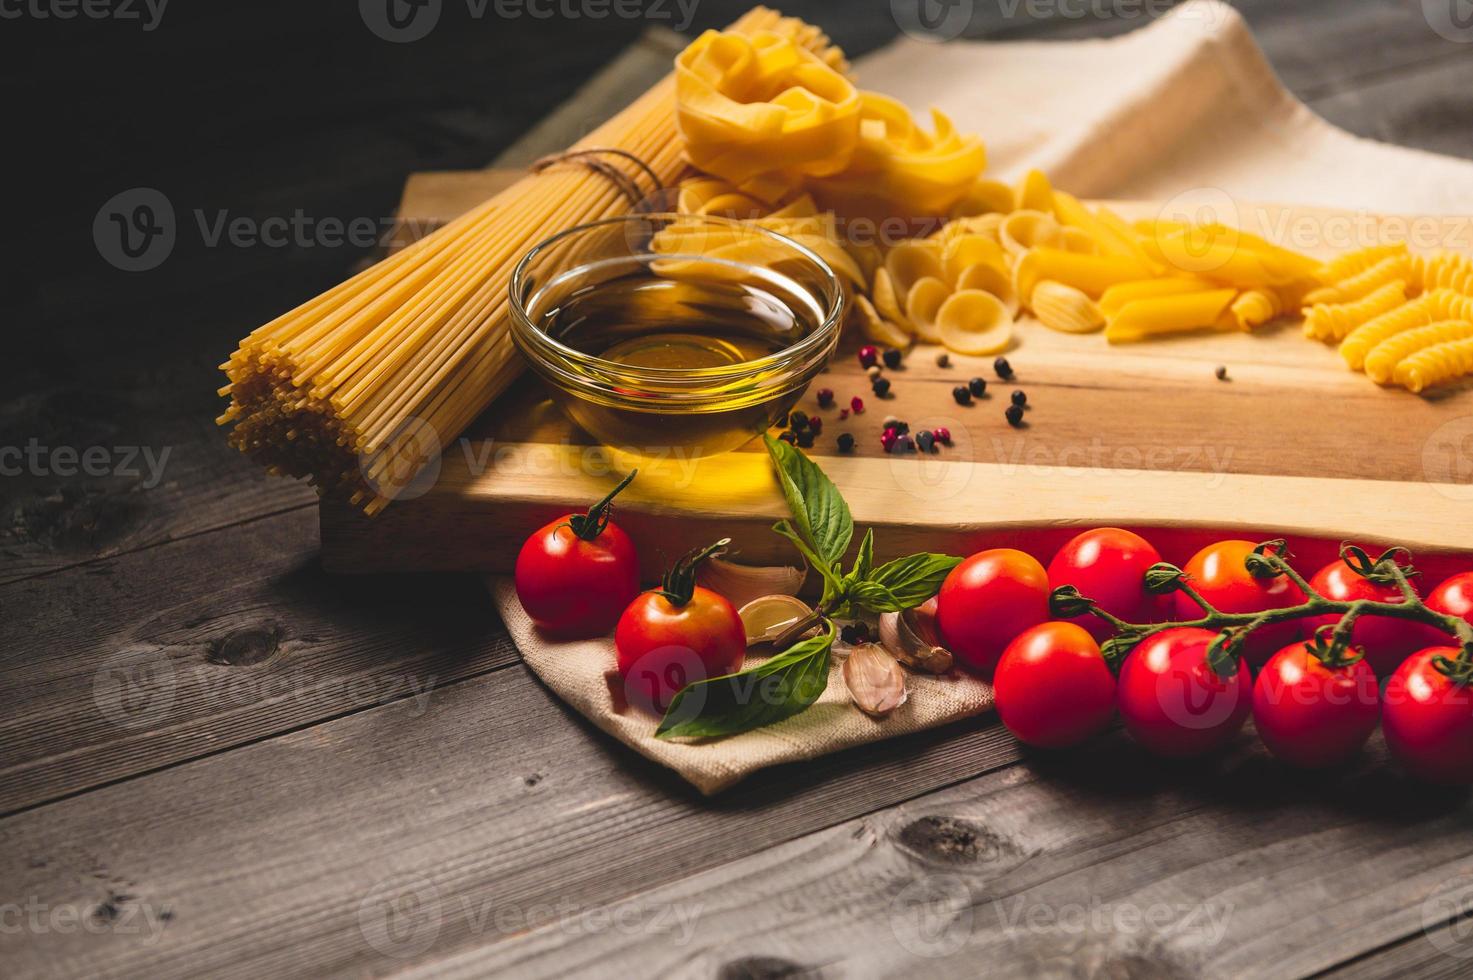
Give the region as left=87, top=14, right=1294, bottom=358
left=1301, top=244, right=1473, bottom=391
left=218, top=8, right=840, bottom=515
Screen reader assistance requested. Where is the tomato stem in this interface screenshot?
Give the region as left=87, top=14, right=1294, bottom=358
left=656, top=538, right=730, bottom=607
left=566, top=469, right=637, bottom=542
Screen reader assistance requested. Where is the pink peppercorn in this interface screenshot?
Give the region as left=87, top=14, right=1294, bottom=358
left=933, top=426, right=952, bottom=444
left=857, top=346, right=879, bottom=369
left=850, top=396, right=865, bottom=414
left=839, top=408, right=850, bottom=420
left=808, top=415, right=823, bottom=434
left=880, top=427, right=898, bottom=452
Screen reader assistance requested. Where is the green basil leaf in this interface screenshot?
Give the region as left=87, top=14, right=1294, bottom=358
left=656, top=623, right=835, bottom=740
left=861, top=552, right=962, bottom=612
left=764, top=434, right=852, bottom=567
left=847, top=578, right=901, bottom=612
left=772, top=519, right=841, bottom=600
left=852, top=528, right=875, bottom=580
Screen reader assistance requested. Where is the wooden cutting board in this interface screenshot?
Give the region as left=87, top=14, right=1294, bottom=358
left=318, top=175, right=1473, bottom=581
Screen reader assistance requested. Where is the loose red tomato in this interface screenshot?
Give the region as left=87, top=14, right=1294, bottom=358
left=994, top=622, right=1116, bottom=748
left=1304, top=550, right=1432, bottom=677
left=1116, top=627, right=1252, bottom=757
left=1047, top=528, right=1168, bottom=641
left=615, top=540, right=746, bottom=713
left=1383, top=648, right=1473, bottom=784
left=1251, top=641, right=1379, bottom=768
left=514, top=472, right=640, bottom=639
left=1175, top=540, right=1304, bottom=668
left=1428, top=571, right=1473, bottom=630
left=937, top=548, right=1050, bottom=677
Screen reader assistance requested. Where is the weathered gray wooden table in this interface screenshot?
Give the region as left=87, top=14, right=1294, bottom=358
left=5, top=2, right=1473, bottom=976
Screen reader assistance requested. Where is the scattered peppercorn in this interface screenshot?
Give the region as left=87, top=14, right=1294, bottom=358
left=952, top=385, right=972, bottom=405
left=893, top=432, right=915, bottom=454
left=778, top=430, right=798, bottom=444
left=851, top=396, right=865, bottom=414
left=858, top=345, right=879, bottom=368
left=807, top=415, right=823, bottom=434
left=968, top=377, right=987, bottom=398
left=796, top=429, right=815, bottom=449
left=916, top=430, right=936, bottom=453
left=1005, top=404, right=1025, bottom=427
left=816, top=387, right=835, bottom=408
left=839, top=408, right=850, bottom=420
left=933, top=426, right=951, bottom=444
left=872, top=377, right=892, bottom=397
left=866, top=364, right=883, bottom=380
left=1215, top=365, right=1229, bottom=381
left=882, top=348, right=903, bottom=369
left=1011, top=389, right=1027, bottom=407
left=790, top=410, right=809, bottom=430
left=995, top=356, right=1014, bottom=379
left=836, top=432, right=855, bottom=453
left=880, top=427, right=898, bottom=452
left=935, top=352, right=951, bottom=368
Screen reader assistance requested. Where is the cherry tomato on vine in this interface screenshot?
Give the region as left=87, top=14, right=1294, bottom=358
left=1382, top=648, right=1473, bottom=784
left=1303, top=549, right=1435, bottom=677
left=994, top=622, right=1116, bottom=749
left=1047, top=528, right=1168, bottom=641
left=937, top=548, right=1050, bottom=677
left=1116, top=627, right=1252, bottom=758
left=1428, top=571, right=1473, bottom=630
left=1175, top=540, right=1304, bottom=668
left=514, top=470, right=640, bottom=639
left=1251, top=640, right=1380, bottom=768
left=615, top=540, right=746, bottom=713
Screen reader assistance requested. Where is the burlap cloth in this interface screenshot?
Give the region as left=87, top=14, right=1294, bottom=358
left=489, top=0, right=1473, bottom=794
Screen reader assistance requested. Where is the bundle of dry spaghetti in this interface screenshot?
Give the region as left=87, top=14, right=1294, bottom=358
left=218, top=7, right=843, bottom=516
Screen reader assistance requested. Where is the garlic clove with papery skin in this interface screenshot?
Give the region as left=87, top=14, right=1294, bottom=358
left=698, top=556, right=807, bottom=611
left=738, top=594, right=814, bottom=646
left=878, top=598, right=954, bottom=674
left=844, top=643, right=907, bottom=718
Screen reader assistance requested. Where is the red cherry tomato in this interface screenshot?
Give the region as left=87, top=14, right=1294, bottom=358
left=1383, top=648, right=1473, bottom=784
left=1428, top=571, right=1473, bottom=630
left=1304, top=552, right=1434, bottom=677
left=937, top=548, right=1050, bottom=677
left=1251, top=641, right=1379, bottom=768
left=994, top=622, right=1117, bottom=748
left=1176, top=540, right=1304, bottom=668
left=514, top=473, right=640, bottom=639
left=1047, top=528, right=1168, bottom=641
left=615, top=541, right=747, bottom=714
left=1116, top=627, right=1252, bottom=757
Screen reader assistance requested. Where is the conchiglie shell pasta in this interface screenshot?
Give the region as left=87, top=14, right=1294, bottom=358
left=942, top=234, right=1009, bottom=285
left=871, top=267, right=912, bottom=333
left=885, top=241, right=945, bottom=297
left=1001, top=210, right=1063, bottom=257
left=937, top=289, right=1014, bottom=355
left=956, top=262, right=1019, bottom=315
left=905, top=276, right=953, bottom=343
left=1032, top=280, right=1105, bottom=333
left=853, top=294, right=913, bottom=349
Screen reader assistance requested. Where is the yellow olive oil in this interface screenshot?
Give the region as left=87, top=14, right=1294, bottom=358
left=536, top=273, right=823, bottom=457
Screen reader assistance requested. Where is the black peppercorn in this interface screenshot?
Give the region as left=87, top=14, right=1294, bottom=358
left=790, top=411, right=809, bottom=430
left=816, top=387, right=835, bottom=407
left=952, top=385, right=972, bottom=405
left=796, top=429, right=815, bottom=448
left=836, top=432, right=855, bottom=453
left=995, top=356, right=1014, bottom=379
left=1215, top=365, right=1229, bottom=381
left=968, top=377, right=987, bottom=397
left=778, top=430, right=798, bottom=444
left=1011, top=389, right=1027, bottom=407
left=1005, top=404, right=1025, bottom=427
left=916, top=430, right=935, bottom=453
left=872, top=377, right=892, bottom=397
left=882, top=348, right=903, bottom=368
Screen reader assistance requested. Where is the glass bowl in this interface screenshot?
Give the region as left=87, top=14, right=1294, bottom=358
left=509, top=213, right=844, bottom=459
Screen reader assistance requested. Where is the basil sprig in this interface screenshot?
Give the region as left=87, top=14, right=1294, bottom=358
left=655, top=436, right=961, bottom=740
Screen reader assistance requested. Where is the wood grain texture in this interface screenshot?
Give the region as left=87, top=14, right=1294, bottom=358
left=0, top=507, right=513, bottom=815
left=401, top=731, right=1473, bottom=979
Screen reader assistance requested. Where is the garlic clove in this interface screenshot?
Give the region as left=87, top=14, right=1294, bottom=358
left=844, top=643, right=907, bottom=718
left=738, top=594, right=814, bottom=646
left=878, top=599, right=954, bottom=674
left=699, top=556, right=806, bottom=611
